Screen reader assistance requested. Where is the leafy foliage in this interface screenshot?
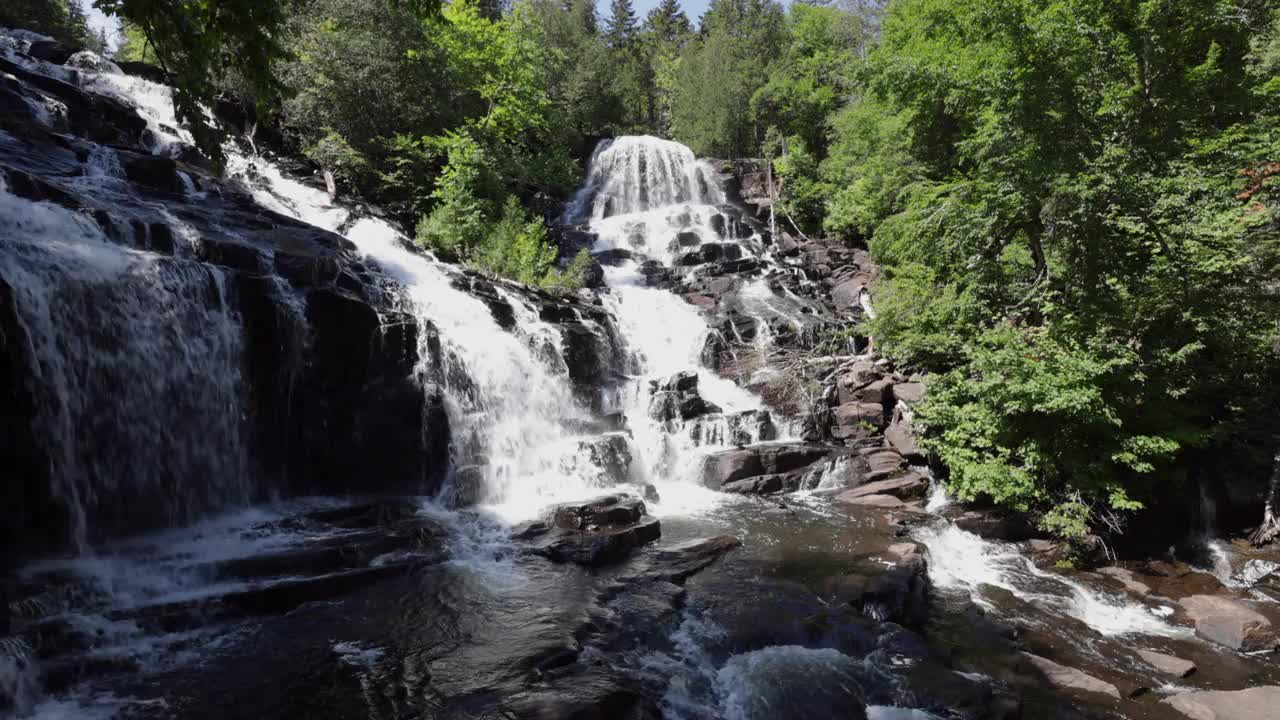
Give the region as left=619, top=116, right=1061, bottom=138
left=1, top=0, right=97, bottom=49
left=822, top=0, right=1280, bottom=536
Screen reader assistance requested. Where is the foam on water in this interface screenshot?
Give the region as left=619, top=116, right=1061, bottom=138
left=917, top=522, right=1185, bottom=638
left=714, top=646, right=867, bottom=720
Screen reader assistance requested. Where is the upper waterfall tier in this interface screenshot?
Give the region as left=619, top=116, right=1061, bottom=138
left=566, top=136, right=726, bottom=221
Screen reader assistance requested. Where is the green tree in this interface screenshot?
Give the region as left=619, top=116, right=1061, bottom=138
left=1, top=0, right=97, bottom=48
left=604, top=0, right=638, bottom=49
left=646, top=0, right=690, bottom=45
left=823, top=0, right=1280, bottom=538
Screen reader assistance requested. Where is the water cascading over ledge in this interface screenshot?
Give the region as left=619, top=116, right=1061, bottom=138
left=0, top=33, right=453, bottom=563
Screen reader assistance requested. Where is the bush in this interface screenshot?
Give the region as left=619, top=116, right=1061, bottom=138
left=471, top=196, right=559, bottom=285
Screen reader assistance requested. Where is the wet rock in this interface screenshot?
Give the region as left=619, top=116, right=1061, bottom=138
left=840, top=493, right=905, bottom=508
left=561, top=321, right=607, bottom=387
left=700, top=443, right=836, bottom=490
left=592, top=248, right=637, bottom=266
left=40, top=653, right=141, bottom=695
left=951, top=511, right=1040, bottom=542
left=673, top=230, right=701, bottom=248
left=637, top=260, right=671, bottom=286
left=222, top=562, right=419, bottom=616
left=444, top=464, right=486, bottom=508
left=1098, top=566, right=1152, bottom=597
left=1164, top=686, right=1280, bottom=720
left=721, top=473, right=799, bottom=495
left=1136, top=649, right=1195, bottom=677
left=675, top=242, right=743, bottom=267
left=687, top=408, right=777, bottom=446
left=641, top=536, right=743, bottom=584
left=648, top=372, right=721, bottom=422
left=842, top=473, right=928, bottom=502
left=522, top=495, right=663, bottom=566
left=1178, top=595, right=1277, bottom=651
left=1019, top=652, right=1120, bottom=700
left=121, top=153, right=185, bottom=193
left=824, top=552, right=930, bottom=628
left=572, top=434, right=633, bottom=485
left=27, top=40, right=74, bottom=65
left=1232, top=559, right=1279, bottom=587
left=861, top=448, right=906, bottom=481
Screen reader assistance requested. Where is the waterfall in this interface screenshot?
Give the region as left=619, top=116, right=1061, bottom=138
left=578, top=136, right=770, bottom=510
left=0, top=191, right=248, bottom=551
left=565, top=136, right=725, bottom=223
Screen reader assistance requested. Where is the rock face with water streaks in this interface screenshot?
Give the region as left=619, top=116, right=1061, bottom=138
left=0, top=38, right=636, bottom=562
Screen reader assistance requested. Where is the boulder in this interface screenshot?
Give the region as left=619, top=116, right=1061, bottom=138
left=701, top=443, right=836, bottom=490
left=885, top=412, right=923, bottom=461
left=521, top=495, right=663, bottom=566
left=894, top=381, right=926, bottom=404
left=1019, top=653, right=1120, bottom=700
left=675, top=242, right=743, bottom=267
left=1136, top=649, right=1195, bottom=678
left=1098, top=567, right=1152, bottom=597
left=571, top=434, right=633, bottom=485
left=673, top=230, right=701, bottom=248
left=593, top=248, right=637, bottom=266
left=823, top=550, right=930, bottom=628
left=27, top=40, right=74, bottom=65
left=951, top=511, right=1039, bottom=542
left=841, top=473, right=928, bottom=502
left=1164, top=686, right=1280, bottom=720
left=1178, top=595, right=1277, bottom=651
left=122, top=153, right=185, bottom=194
left=859, top=377, right=895, bottom=406
left=861, top=448, right=905, bottom=481
left=721, top=473, right=797, bottom=495
left=648, top=371, right=721, bottom=423
left=834, top=402, right=886, bottom=431
left=830, top=275, right=872, bottom=312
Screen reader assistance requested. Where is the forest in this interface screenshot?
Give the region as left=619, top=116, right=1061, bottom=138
left=4, top=0, right=1279, bottom=542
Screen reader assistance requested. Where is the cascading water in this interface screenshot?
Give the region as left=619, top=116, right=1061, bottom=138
left=0, top=174, right=248, bottom=552
left=573, top=136, right=777, bottom=511
left=916, top=519, right=1186, bottom=639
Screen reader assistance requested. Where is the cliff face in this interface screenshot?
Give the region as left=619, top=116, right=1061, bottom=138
left=0, top=38, right=626, bottom=562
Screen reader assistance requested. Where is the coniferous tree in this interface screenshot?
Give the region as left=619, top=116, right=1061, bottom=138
left=645, top=0, right=690, bottom=46
left=604, top=0, right=637, bottom=48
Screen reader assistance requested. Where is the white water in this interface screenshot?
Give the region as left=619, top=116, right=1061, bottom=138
left=917, top=522, right=1185, bottom=638
left=0, top=191, right=248, bottom=551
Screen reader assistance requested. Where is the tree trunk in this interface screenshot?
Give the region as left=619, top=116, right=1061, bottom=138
left=1249, top=449, right=1280, bottom=546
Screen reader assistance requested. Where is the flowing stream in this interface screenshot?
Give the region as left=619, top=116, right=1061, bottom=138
left=4, top=30, right=1276, bottom=720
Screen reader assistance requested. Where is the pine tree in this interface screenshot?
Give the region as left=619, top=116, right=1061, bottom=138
left=645, top=0, right=690, bottom=46
left=604, top=0, right=637, bottom=48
